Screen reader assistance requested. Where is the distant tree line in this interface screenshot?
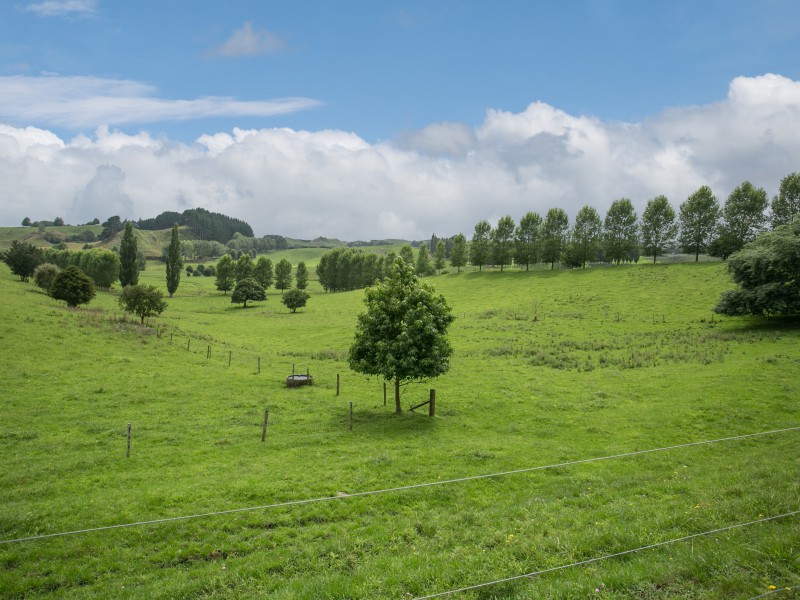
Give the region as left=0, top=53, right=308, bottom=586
left=137, top=208, right=253, bottom=243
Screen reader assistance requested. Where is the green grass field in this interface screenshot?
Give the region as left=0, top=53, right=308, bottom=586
left=0, top=259, right=798, bottom=599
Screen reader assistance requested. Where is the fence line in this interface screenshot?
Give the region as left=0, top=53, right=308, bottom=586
left=2, top=426, right=796, bottom=545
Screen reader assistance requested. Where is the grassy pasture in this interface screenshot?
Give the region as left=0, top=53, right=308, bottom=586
left=0, top=260, right=798, bottom=599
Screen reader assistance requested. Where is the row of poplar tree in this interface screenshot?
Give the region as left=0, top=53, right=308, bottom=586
left=460, top=173, right=800, bottom=271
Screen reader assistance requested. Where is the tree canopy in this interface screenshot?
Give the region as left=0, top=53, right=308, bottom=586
left=714, top=220, right=800, bottom=317
left=282, top=288, right=310, bottom=313
left=470, top=220, right=491, bottom=271
left=640, top=195, right=678, bottom=263
left=165, top=224, right=182, bottom=297
left=770, top=172, right=800, bottom=228
left=119, top=284, right=167, bottom=324
left=50, top=266, right=95, bottom=308
left=1, top=240, right=44, bottom=281
left=603, top=198, right=639, bottom=264
left=680, top=186, right=720, bottom=261
left=348, top=258, right=454, bottom=413
left=231, top=278, right=266, bottom=308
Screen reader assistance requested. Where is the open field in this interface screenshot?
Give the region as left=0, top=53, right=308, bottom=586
left=0, top=260, right=798, bottom=598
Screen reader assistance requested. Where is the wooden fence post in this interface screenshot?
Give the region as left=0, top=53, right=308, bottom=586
left=258, top=357, right=261, bottom=374
left=207, top=345, right=211, bottom=359
left=429, top=389, right=436, bottom=417
left=126, top=423, right=132, bottom=457
left=383, top=382, right=387, bottom=406
left=261, top=410, right=269, bottom=442
left=228, top=351, right=232, bottom=367
left=336, top=373, right=340, bottom=396
left=187, top=339, right=190, bottom=351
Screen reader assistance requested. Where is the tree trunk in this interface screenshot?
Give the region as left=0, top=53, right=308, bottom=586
left=394, top=377, right=401, bottom=414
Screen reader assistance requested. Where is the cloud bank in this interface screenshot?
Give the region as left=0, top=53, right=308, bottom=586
left=1, top=73, right=798, bottom=241
left=0, top=75, right=320, bottom=128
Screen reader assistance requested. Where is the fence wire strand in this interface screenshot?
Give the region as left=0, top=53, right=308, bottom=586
left=1, top=426, right=797, bottom=545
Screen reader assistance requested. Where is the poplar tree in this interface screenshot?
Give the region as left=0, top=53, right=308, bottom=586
left=165, top=224, right=182, bottom=297
left=119, top=221, right=139, bottom=287
left=450, top=234, right=467, bottom=273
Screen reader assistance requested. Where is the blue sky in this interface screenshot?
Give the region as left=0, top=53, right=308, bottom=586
left=1, top=0, right=799, bottom=239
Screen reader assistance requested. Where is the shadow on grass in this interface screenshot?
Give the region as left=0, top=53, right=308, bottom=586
left=720, top=315, right=800, bottom=332
left=326, top=402, right=438, bottom=439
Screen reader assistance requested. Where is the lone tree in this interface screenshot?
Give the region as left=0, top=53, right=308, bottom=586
left=1, top=240, right=44, bottom=281
left=714, top=220, right=800, bottom=317
left=349, top=258, right=455, bottom=413
left=231, top=278, right=266, bottom=308
left=118, top=221, right=139, bottom=287
left=119, top=284, right=167, bottom=324
left=165, top=224, right=182, bottom=297
left=50, top=266, right=96, bottom=308
left=282, top=288, right=310, bottom=313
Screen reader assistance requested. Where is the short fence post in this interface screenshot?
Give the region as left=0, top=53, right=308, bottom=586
left=207, top=345, right=211, bottom=359
left=170, top=333, right=173, bottom=344
left=187, top=339, right=190, bottom=351
left=258, top=357, right=261, bottom=374
left=336, top=373, right=340, bottom=396
left=126, top=423, right=132, bottom=457
left=383, top=382, right=387, bottom=406
left=429, top=389, right=436, bottom=417
left=261, top=410, right=269, bottom=442
left=228, top=351, right=232, bottom=367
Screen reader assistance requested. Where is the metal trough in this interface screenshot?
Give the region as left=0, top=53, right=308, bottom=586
left=286, top=374, right=313, bottom=388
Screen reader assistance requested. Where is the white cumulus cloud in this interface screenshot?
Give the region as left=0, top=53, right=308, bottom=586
left=1, top=74, right=799, bottom=241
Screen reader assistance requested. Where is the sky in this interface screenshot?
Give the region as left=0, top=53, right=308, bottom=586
left=1, top=0, right=799, bottom=240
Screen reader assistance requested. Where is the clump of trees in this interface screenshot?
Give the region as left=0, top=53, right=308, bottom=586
left=316, top=247, right=388, bottom=292
left=714, top=219, right=800, bottom=317
left=349, top=258, right=454, bottom=413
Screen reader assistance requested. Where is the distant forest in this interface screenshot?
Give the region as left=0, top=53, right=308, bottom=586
left=137, top=208, right=253, bottom=244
